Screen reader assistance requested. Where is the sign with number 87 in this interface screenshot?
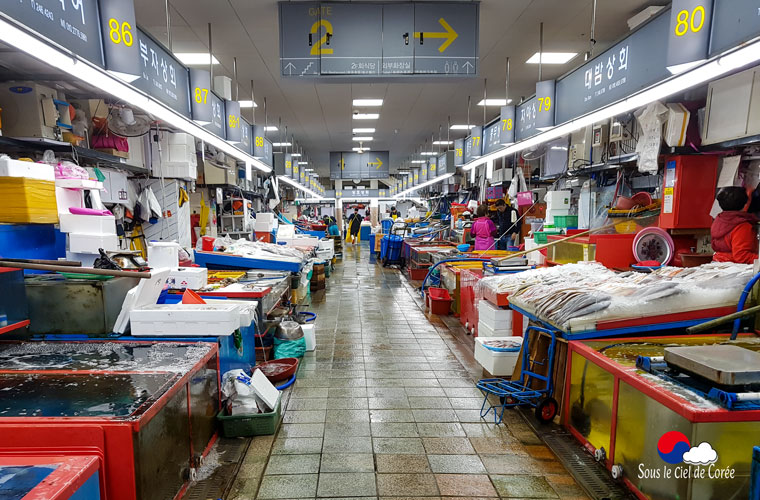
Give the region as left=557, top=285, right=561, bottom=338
left=194, top=88, right=208, bottom=104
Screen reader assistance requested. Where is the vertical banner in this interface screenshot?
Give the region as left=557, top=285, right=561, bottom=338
left=500, top=105, right=516, bottom=145
left=535, top=80, right=556, bottom=131
left=100, top=0, right=141, bottom=81
left=225, top=101, right=242, bottom=144
left=667, top=0, right=714, bottom=73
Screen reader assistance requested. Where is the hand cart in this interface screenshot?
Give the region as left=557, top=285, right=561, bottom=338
left=477, top=325, right=559, bottom=424
left=381, top=223, right=407, bottom=268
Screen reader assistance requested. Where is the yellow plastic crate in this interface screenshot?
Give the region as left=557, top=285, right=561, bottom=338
left=0, top=177, right=57, bottom=224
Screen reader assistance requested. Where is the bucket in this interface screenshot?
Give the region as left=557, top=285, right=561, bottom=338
left=427, top=287, right=452, bottom=315
left=201, top=236, right=215, bottom=251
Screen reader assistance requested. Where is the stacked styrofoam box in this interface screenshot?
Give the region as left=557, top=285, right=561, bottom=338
left=477, top=300, right=512, bottom=337
left=60, top=213, right=118, bottom=258
left=151, top=132, right=198, bottom=180
left=254, top=212, right=276, bottom=233
left=317, top=238, right=334, bottom=260
left=474, top=337, right=524, bottom=376
left=545, top=190, right=570, bottom=225
left=525, top=237, right=546, bottom=266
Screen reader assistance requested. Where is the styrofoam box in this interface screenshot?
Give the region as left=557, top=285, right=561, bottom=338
left=318, top=238, right=334, bottom=251
left=474, top=336, right=524, bottom=376
left=130, top=304, right=240, bottom=336
left=66, top=251, right=97, bottom=267
left=67, top=233, right=118, bottom=253
left=478, top=300, right=512, bottom=328
left=0, top=157, right=55, bottom=181
left=477, top=320, right=511, bottom=338
left=544, top=191, right=571, bottom=208
left=166, top=267, right=208, bottom=290
left=59, top=213, right=116, bottom=235
left=254, top=221, right=274, bottom=232
left=302, top=323, right=316, bottom=351
left=256, top=213, right=275, bottom=224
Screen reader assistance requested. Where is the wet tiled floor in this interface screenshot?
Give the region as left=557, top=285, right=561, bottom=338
left=229, top=244, right=589, bottom=499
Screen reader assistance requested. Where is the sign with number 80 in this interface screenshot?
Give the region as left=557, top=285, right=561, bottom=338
left=675, top=6, right=705, bottom=36
left=108, top=18, right=133, bottom=46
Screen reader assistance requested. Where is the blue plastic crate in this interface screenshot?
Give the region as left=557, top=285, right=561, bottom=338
left=194, top=250, right=303, bottom=272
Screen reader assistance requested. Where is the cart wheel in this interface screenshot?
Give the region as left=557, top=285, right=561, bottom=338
left=500, top=395, right=517, bottom=405
left=535, top=397, right=558, bottom=423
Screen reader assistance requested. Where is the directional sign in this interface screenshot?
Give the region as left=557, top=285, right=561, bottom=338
left=135, top=28, right=192, bottom=118
left=328, top=151, right=389, bottom=179
left=711, top=0, right=760, bottom=56
left=413, top=3, right=478, bottom=75
left=483, top=122, right=502, bottom=155
left=464, top=126, right=483, bottom=163
left=3, top=0, right=104, bottom=66
left=454, top=138, right=465, bottom=166
left=100, top=0, right=141, bottom=81
left=279, top=2, right=478, bottom=77
left=320, top=3, right=382, bottom=75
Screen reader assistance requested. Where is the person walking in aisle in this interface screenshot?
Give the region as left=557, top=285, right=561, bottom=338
left=347, top=207, right=363, bottom=245
left=470, top=204, right=498, bottom=251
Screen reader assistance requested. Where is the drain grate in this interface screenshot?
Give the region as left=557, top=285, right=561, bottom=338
left=518, top=409, right=634, bottom=500
left=182, top=437, right=251, bottom=500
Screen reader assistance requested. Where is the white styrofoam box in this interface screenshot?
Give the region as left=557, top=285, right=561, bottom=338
left=166, top=267, right=208, bottom=290
left=114, top=268, right=171, bottom=334
left=302, top=323, right=316, bottom=351
left=213, top=75, right=233, bottom=100
left=150, top=132, right=197, bottom=180
left=130, top=304, right=240, bottom=336
left=56, top=186, right=84, bottom=214
left=67, top=233, right=118, bottom=253
left=277, top=225, right=296, bottom=239
left=478, top=300, right=512, bottom=328
left=59, top=213, right=116, bottom=235
left=148, top=241, right=181, bottom=268
left=544, top=190, right=571, bottom=209
left=0, top=158, right=55, bottom=180
left=127, top=135, right=147, bottom=170
left=99, top=169, right=129, bottom=204
left=477, top=321, right=511, bottom=338
left=525, top=238, right=546, bottom=266
left=254, top=221, right=274, bottom=232
left=316, top=249, right=333, bottom=261
left=251, top=368, right=280, bottom=411
left=203, top=298, right=257, bottom=328
left=66, top=251, right=98, bottom=267
left=318, top=238, right=334, bottom=252
left=474, top=336, right=524, bottom=376
left=256, top=213, right=275, bottom=224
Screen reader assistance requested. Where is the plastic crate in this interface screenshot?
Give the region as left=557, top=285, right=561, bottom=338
left=534, top=230, right=562, bottom=244
left=553, top=215, right=578, bottom=228
left=217, top=398, right=281, bottom=437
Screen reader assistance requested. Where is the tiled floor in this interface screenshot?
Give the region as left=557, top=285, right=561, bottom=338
left=229, top=244, right=589, bottom=499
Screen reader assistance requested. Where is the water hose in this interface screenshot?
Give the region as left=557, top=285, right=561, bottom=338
left=419, top=258, right=491, bottom=298
left=731, top=270, right=760, bottom=339
left=276, top=373, right=297, bottom=390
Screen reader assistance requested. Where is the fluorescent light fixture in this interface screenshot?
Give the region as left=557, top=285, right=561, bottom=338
left=278, top=175, right=322, bottom=199
left=239, top=100, right=258, bottom=108
left=352, top=147, right=366, bottom=152
left=290, top=153, right=302, bottom=158
left=353, top=128, right=375, bottom=133
left=526, top=52, right=578, bottom=64
left=432, top=140, right=453, bottom=145
left=420, top=152, right=436, bottom=156
left=353, top=98, right=383, bottom=106
left=450, top=124, right=476, bottom=130
left=353, top=113, right=379, bottom=120
left=410, top=160, right=427, bottom=164
left=394, top=172, right=454, bottom=198
left=304, top=168, right=314, bottom=171
left=264, top=126, right=278, bottom=131
left=273, top=142, right=291, bottom=147
left=477, top=99, right=512, bottom=106
left=352, top=136, right=373, bottom=141
left=299, top=162, right=309, bottom=165
left=175, top=53, right=220, bottom=65
left=462, top=39, right=760, bottom=173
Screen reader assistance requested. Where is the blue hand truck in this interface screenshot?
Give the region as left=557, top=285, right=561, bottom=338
left=477, top=325, right=559, bottom=424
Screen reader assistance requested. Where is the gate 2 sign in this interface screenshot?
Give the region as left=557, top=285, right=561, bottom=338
left=279, top=2, right=478, bottom=77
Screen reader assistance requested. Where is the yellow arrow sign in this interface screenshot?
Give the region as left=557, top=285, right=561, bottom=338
left=414, top=18, right=458, bottom=53
left=368, top=157, right=384, bottom=169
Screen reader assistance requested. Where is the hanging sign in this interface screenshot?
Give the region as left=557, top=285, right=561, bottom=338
left=500, top=105, right=515, bottom=145
left=100, top=0, right=141, bottom=81
left=535, top=80, right=556, bottom=131
left=2, top=0, right=104, bottom=66
left=516, top=97, right=538, bottom=141
left=240, top=118, right=253, bottom=155
left=252, top=125, right=269, bottom=159
left=135, top=28, right=191, bottom=118
left=261, top=138, right=273, bottom=166
left=666, top=0, right=714, bottom=73
left=438, top=151, right=448, bottom=175
left=454, top=138, right=465, bottom=166
left=225, top=101, right=242, bottom=144
left=710, top=0, right=760, bottom=56
left=190, top=69, right=212, bottom=124
left=482, top=121, right=502, bottom=155
left=200, top=90, right=225, bottom=139
left=464, top=126, right=483, bottom=163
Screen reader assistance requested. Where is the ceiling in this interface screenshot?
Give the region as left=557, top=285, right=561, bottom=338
left=134, top=0, right=659, bottom=180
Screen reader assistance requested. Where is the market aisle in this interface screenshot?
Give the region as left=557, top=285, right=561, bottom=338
left=233, top=245, right=589, bottom=500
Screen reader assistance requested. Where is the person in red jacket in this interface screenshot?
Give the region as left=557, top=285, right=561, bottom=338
left=711, top=186, right=759, bottom=264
